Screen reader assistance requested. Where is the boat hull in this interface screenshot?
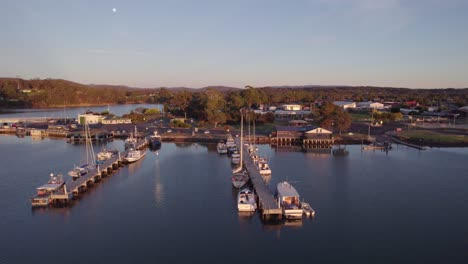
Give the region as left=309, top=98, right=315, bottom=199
left=283, top=209, right=304, bottom=220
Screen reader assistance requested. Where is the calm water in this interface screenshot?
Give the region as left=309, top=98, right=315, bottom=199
left=0, top=136, right=467, bottom=263
left=0, top=103, right=162, bottom=119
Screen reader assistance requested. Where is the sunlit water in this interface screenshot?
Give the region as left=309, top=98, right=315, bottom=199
left=0, top=135, right=467, bottom=263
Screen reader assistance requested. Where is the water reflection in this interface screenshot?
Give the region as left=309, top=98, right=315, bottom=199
left=127, top=154, right=145, bottom=175
left=261, top=174, right=271, bottom=184
left=153, top=152, right=165, bottom=208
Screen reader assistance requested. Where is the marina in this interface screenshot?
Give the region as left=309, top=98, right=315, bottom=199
left=0, top=135, right=467, bottom=262
left=235, top=137, right=282, bottom=220
left=31, top=138, right=148, bottom=207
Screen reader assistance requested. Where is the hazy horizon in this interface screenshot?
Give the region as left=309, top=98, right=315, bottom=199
left=2, top=0, right=468, bottom=89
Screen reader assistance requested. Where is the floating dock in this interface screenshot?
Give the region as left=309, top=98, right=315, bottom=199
left=33, top=139, right=148, bottom=207
left=235, top=138, right=282, bottom=220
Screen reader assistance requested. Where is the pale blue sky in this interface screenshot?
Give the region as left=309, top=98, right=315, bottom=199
left=2, top=0, right=468, bottom=88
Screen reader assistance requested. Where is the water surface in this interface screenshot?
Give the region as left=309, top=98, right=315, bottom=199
left=0, top=136, right=467, bottom=263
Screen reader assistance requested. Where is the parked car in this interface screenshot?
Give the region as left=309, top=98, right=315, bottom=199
left=167, top=129, right=172, bottom=133
left=204, top=130, right=210, bottom=134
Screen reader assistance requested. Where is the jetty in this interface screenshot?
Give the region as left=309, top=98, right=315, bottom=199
left=33, top=139, right=148, bottom=207
left=390, top=136, right=427, bottom=150
left=235, top=138, right=282, bottom=220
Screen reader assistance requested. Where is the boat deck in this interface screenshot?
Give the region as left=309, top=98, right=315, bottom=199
left=235, top=138, right=282, bottom=219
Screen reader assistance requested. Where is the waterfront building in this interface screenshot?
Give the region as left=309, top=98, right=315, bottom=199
left=272, top=125, right=333, bottom=149
left=333, top=101, right=356, bottom=110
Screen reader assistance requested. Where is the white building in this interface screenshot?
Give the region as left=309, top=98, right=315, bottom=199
left=281, top=104, right=302, bottom=111
left=78, top=114, right=104, bottom=125
left=356, top=101, right=384, bottom=109
left=333, top=101, right=356, bottom=110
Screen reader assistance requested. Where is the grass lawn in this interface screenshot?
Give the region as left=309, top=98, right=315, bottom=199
left=350, top=112, right=371, bottom=121
left=399, top=130, right=468, bottom=144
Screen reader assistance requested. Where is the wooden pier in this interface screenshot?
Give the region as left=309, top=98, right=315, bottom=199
left=43, top=139, right=148, bottom=206
left=235, top=138, right=282, bottom=220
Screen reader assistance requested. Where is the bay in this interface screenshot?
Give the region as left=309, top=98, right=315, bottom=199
left=0, top=135, right=467, bottom=263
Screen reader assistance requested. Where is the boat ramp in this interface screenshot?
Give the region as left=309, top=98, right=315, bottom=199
left=33, top=139, right=148, bottom=207
left=235, top=138, right=282, bottom=220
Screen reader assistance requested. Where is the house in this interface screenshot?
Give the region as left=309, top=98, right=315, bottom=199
left=77, top=114, right=104, bottom=125
left=333, top=101, right=356, bottom=110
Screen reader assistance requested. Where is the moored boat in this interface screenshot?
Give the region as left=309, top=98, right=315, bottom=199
left=231, top=152, right=241, bottom=165
left=232, top=171, right=249, bottom=189
left=217, top=141, right=228, bottom=154
left=276, top=181, right=303, bottom=220
left=124, top=126, right=139, bottom=149
left=31, top=173, right=65, bottom=207
left=237, top=187, right=257, bottom=212
left=124, top=149, right=146, bottom=163
left=148, top=131, right=162, bottom=149
left=97, top=149, right=118, bottom=161
left=300, top=201, right=316, bottom=217
left=68, top=164, right=90, bottom=178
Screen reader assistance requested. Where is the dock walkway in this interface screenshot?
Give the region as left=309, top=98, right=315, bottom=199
left=48, top=139, right=148, bottom=204
left=235, top=138, right=282, bottom=219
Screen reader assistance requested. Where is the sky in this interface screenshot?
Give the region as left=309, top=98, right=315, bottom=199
left=1, top=0, right=468, bottom=88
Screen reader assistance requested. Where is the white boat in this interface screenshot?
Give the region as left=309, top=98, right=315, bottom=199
left=277, top=181, right=303, bottom=220
left=124, top=126, right=139, bottom=149
left=124, top=149, right=146, bottom=163
left=68, top=164, right=90, bottom=177
left=232, top=171, right=249, bottom=189
left=301, top=202, right=316, bottom=217
left=31, top=173, right=65, bottom=207
left=97, top=149, right=117, bottom=161
left=258, top=161, right=272, bottom=175
left=237, top=187, right=257, bottom=212
left=217, top=141, right=228, bottom=154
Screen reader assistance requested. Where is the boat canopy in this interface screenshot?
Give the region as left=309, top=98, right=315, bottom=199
left=277, top=182, right=300, bottom=198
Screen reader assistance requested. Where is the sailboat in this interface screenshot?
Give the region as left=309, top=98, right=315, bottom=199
left=232, top=110, right=249, bottom=188
left=68, top=122, right=96, bottom=178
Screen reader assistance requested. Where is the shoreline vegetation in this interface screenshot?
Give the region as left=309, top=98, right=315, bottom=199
left=1, top=77, right=467, bottom=148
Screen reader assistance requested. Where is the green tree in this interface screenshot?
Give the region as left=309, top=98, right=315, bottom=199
left=144, top=108, right=160, bottom=115
left=204, top=89, right=226, bottom=127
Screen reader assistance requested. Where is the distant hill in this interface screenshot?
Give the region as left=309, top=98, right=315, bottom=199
left=1, top=77, right=467, bottom=109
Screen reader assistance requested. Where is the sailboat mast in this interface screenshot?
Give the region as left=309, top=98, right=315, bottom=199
left=240, top=110, right=243, bottom=168
left=253, top=114, right=255, bottom=145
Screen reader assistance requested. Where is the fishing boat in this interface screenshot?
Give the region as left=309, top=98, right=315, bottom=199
left=124, top=126, right=139, bottom=149
left=148, top=131, right=162, bottom=149
left=31, top=173, right=65, bottom=207
left=276, top=181, right=303, bottom=220
left=217, top=141, right=228, bottom=154
left=237, top=187, right=257, bottom=212
left=124, top=149, right=146, bottom=163
left=300, top=201, right=316, bottom=217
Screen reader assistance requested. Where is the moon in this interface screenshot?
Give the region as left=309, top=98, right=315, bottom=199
left=112, top=8, right=117, bottom=13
